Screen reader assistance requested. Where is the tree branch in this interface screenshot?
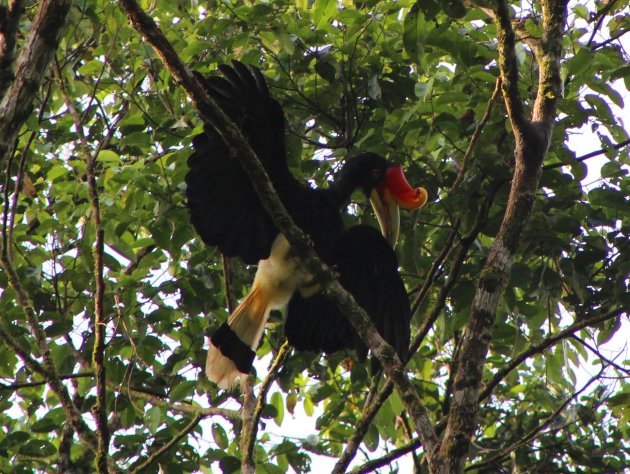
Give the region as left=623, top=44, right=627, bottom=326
left=543, top=138, right=630, bottom=171
left=117, top=0, right=441, bottom=465
left=494, top=0, right=528, bottom=135
left=468, top=367, right=605, bottom=471
left=240, top=375, right=257, bottom=474
left=479, top=308, right=623, bottom=402
left=450, top=77, right=503, bottom=193
left=56, top=58, right=111, bottom=473
left=86, top=106, right=110, bottom=474
left=352, top=438, right=423, bottom=474
left=0, top=372, right=94, bottom=391
left=437, top=0, right=568, bottom=470
left=0, top=0, right=25, bottom=100
left=128, top=413, right=204, bottom=474
left=0, top=325, right=99, bottom=450
left=332, top=373, right=392, bottom=473
left=571, top=334, right=630, bottom=375
left=242, top=342, right=291, bottom=472
left=123, top=385, right=239, bottom=420
left=0, top=0, right=72, bottom=165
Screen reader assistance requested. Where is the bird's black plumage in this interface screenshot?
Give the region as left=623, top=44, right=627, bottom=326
left=185, top=61, right=415, bottom=372
left=186, top=62, right=343, bottom=264
left=285, top=224, right=411, bottom=362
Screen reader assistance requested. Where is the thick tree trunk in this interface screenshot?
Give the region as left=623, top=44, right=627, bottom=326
left=435, top=0, right=568, bottom=471
left=0, top=0, right=72, bottom=165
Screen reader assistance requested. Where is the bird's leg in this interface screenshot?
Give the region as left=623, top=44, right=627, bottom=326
left=297, top=264, right=340, bottom=298
left=298, top=279, right=321, bottom=298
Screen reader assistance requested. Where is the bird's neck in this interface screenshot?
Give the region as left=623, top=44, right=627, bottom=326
left=327, top=174, right=361, bottom=210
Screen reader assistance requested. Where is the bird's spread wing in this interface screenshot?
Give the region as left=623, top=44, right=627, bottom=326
left=185, top=61, right=301, bottom=263
left=285, top=225, right=411, bottom=362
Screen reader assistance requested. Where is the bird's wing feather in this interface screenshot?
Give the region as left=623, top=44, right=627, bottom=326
left=185, top=62, right=301, bottom=263
left=285, top=225, right=411, bottom=362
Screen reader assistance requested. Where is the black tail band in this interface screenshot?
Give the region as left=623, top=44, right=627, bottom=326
left=211, top=323, right=256, bottom=373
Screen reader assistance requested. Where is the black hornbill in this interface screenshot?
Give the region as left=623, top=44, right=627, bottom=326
left=185, top=62, right=427, bottom=389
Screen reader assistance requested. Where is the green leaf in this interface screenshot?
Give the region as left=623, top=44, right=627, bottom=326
left=98, top=149, right=120, bottom=163
left=146, top=406, right=163, bottom=434
left=211, top=423, right=229, bottom=449
left=270, top=391, right=285, bottom=426
left=403, top=3, right=428, bottom=63
left=364, top=423, right=380, bottom=452
left=19, top=439, right=56, bottom=457
left=170, top=380, right=196, bottom=401
left=313, top=0, right=337, bottom=29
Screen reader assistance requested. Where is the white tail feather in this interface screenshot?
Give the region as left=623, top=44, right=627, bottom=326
left=205, top=343, right=245, bottom=390
left=206, top=235, right=311, bottom=389
left=206, top=285, right=271, bottom=389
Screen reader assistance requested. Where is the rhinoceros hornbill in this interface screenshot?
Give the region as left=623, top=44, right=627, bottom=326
left=185, top=61, right=427, bottom=389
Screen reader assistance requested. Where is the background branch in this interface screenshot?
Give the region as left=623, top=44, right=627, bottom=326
left=242, top=342, right=291, bottom=471
left=468, top=368, right=605, bottom=471
left=0, top=0, right=25, bottom=100
left=129, top=413, right=204, bottom=474
left=0, top=0, right=72, bottom=164
left=479, top=308, right=623, bottom=401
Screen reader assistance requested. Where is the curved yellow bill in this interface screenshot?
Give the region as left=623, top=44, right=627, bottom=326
left=370, top=165, right=428, bottom=248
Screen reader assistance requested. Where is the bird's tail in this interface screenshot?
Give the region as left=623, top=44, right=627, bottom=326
left=206, top=284, right=272, bottom=389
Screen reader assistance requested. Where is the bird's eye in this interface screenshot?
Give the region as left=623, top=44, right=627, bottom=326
left=371, top=168, right=381, bottom=179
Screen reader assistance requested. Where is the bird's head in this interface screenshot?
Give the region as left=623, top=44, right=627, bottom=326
left=336, top=152, right=428, bottom=247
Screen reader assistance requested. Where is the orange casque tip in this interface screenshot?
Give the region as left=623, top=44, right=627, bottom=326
left=384, top=165, right=428, bottom=209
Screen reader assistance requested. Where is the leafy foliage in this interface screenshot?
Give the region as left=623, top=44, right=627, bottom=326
left=0, top=0, right=628, bottom=472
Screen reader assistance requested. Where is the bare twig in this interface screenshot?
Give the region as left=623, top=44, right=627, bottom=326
left=0, top=372, right=94, bottom=391
left=468, top=367, right=606, bottom=471
left=585, top=0, right=619, bottom=47
left=124, top=385, right=238, bottom=419
left=56, top=56, right=111, bottom=473
left=571, top=334, right=630, bottom=375
left=479, top=308, right=623, bottom=402
left=243, top=341, right=291, bottom=470
left=221, top=254, right=235, bottom=313
left=128, top=413, right=204, bottom=474
left=124, top=244, right=157, bottom=275
left=333, top=374, right=392, bottom=473
left=411, top=179, right=503, bottom=355
left=240, top=374, right=257, bottom=474
left=450, top=77, right=502, bottom=193
left=543, top=138, right=630, bottom=171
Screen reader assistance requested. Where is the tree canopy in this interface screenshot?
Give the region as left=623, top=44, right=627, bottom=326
left=0, top=0, right=628, bottom=473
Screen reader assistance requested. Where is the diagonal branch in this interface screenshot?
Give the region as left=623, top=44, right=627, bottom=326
left=479, top=308, right=623, bottom=402
left=333, top=178, right=500, bottom=472
left=468, top=367, right=606, bottom=471
left=128, top=412, right=204, bottom=474
left=450, top=77, right=503, bottom=193
left=86, top=115, right=110, bottom=474
left=0, top=0, right=72, bottom=165
left=0, top=0, right=25, bottom=100
left=332, top=378, right=394, bottom=474
left=117, top=0, right=441, bottom=465
left=0, top=325, right=99, bottom=450
left=352, top=438, right=422, bottom=474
